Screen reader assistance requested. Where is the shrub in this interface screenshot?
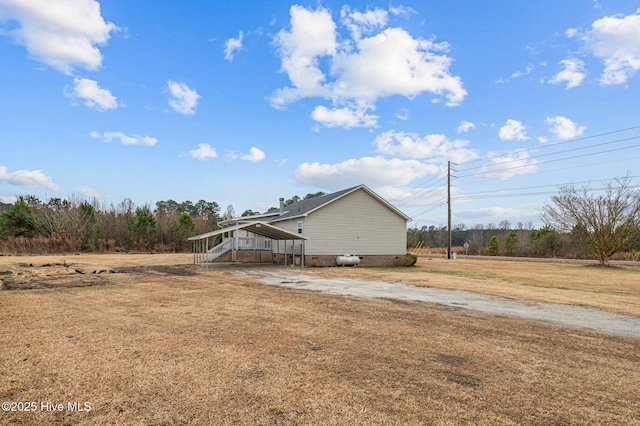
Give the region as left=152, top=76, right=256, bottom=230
left=396, top=253, right=418, bottom=267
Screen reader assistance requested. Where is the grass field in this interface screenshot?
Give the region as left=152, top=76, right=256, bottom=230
left=1, top=254, right=639, bottom=425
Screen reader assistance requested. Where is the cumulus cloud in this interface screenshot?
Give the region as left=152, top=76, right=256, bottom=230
left=340, top=5, right=388, bottom=40
left=294, top=156, right=436, bottom=189
left=224, top=31, right=243, bottom=61
left=476, top=150, right=539, bottom=180
left=65, top=77, right=118, bottom=111
left=271, top=5, right=466, bottom=129
left=166, top=80, right=200, bottom=115
left=565, top=28, right=579, bottom=38
left=188, top=143, right=218, bottom=160
left=311, top=105, right=378, bottom=128
left=389, top=5, right=417, bottom=18
left=373, top=131, right=477, bottom=163
left=227, top=147, right=266, bottom=163
left=583, top=8, right=640, bottom=85
left=457, top=120, right=475, bottom=133
left=456, top=206, right=535, bottom=224
left=270, top=5, right=337, bottom=107
left=0, top=165, right=60, bottom=191
left=90, top=131, right=157, bottom=146
left=77, top=185, right=106, bottom=198
left=549, top=58, right=586, bottom=89
left=545, top=116, right=586, bottom=140
left=0, top=0, right=118, bottom=74
left=241, top=147, right=266, bottom=163
left=331, top=27, right=465, bottom=103
left=499, top=119, right=528, bottom=141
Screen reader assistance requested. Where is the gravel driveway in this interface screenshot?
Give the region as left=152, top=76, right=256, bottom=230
left=231, top=268, right=640, bottom=338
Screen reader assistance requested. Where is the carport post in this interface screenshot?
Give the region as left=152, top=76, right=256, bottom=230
left=301, top=240, right=305, bottom=268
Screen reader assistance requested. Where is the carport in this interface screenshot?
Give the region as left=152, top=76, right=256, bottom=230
left=188, top=221, right=308, bottom=269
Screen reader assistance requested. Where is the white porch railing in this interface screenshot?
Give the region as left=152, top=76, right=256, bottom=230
left=206, top=239, right=234, bottom=261
left=205, top=237, right=273, bottom=262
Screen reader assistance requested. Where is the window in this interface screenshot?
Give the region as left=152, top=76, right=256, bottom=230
left=297, top=221, right=303, bottom=234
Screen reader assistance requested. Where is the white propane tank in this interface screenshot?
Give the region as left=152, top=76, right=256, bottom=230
left=336, top=254, right=360, bottom=266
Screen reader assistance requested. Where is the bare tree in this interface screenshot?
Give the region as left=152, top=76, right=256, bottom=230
left=541, top=175, right=640, bottom=266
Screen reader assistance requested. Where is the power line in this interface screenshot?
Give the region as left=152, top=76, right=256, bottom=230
left=456, top=124, right=640, bottom=168
left=394, top=176, right=448, bottom=207
left=393, top=170, right=448, bottom=206
left=456, top=135, right=640, bottom=174
left=399, top=125, right=640, bottom=228
left=459, top=175, right=640, bottom=197
left=459, top=142, right=640, bottom=179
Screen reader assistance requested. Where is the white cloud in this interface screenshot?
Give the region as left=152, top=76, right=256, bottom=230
left=498, top=119, right=528, bottom=141
left=188, top=143, right=218, bottom=160
left=294, top=156, right=436, bottom=189
left=0, top=165, right=60, bottom=191
left=457, top=120, right=475, bottom=133
left=166, top=80, right=200, bottom=115
left=395, top=108, right=410, bottom=120
left=330, top=27, right=465, bottom=105
left=227, top=147, right=266, bottom=163
left=271, top=5, right=466, bottom=127
left=565, top=28, right=578, bottom=38
left=65, top=77, right=118, bottom=111
left=224, top=31, right=243, bottom=61
left=77, top=185, right=105, bottom=198
left=389, top=5, right=417, bottom=18
left=90, top=131, right=157, bottom=146
left=270, top=5, right=337, bottom=108
left=340, top=6, right=388, bottom=41
left=511, top=64, right=534, bottom=79
left=0, top=0, right=117, bottom=74
left=476, top=150, right=539, bottom=180
left=374, top=131, right=477, bottom=163
left=583, top=8, right=640, bottom=85
left=456, top=206, right=534, bottom=223
left=549, top=58, right=586, bottom=89
left=241, top=147, right=266, bottom=163
left=311, top=105, right=378, bottom=128
left=545, top=116, right=586, bottom=140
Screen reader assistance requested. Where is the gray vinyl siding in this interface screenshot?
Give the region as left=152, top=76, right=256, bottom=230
left=303, top=189, right=406, bottom=255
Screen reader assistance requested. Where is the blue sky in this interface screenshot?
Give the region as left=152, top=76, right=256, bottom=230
left=1, top=0, right=639, bottom=228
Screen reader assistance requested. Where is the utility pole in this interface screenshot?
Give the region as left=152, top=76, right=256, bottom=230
left=447, top=160, right=452, bottom=259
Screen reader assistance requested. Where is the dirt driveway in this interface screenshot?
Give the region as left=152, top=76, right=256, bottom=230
left=225, top=265, right=640, bottom=338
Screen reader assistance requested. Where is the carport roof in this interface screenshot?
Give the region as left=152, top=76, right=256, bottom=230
left=188, top=221, right=308, bottom=241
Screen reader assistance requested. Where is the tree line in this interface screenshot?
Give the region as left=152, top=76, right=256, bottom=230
left=409, top=222, right=640, bottom=261
left=0, top=195, right=220, bottom=254
left=409, top=176, right=640, bottom=265
left=0, top=191, right=328, bottom=255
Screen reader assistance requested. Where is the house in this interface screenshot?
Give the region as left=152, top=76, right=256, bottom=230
left=188, top=184, right=411, bottom=267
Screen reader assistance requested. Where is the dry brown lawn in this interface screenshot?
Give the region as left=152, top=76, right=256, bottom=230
left=1, top=254, right=639, bottom=425
left=315, top=256, right=640, bottom=317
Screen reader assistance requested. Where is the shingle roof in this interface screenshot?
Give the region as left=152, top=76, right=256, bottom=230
left=269, top=185, right=358, bottom=221
left=269, top=184, right=411, bottom=223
